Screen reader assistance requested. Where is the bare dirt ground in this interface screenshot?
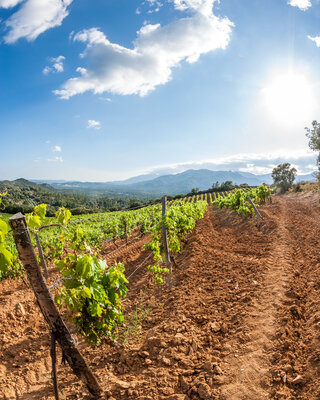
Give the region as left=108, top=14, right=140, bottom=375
left=1, top=193, right=320, bottom=400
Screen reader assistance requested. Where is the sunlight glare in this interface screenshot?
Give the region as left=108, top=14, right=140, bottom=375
left=261, top=71, right=317, bottom=126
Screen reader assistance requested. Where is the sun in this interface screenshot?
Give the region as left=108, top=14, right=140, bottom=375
left=261, top=71, right=317, bottom=127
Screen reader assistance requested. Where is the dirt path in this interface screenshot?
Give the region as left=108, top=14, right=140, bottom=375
left=1, top=193, right=320, bottom=399
left=218, top=200, right=299, bottom=399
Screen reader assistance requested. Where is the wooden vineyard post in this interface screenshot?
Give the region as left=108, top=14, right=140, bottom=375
left=162, top=196, right=172, bottom=277
left=247, top=196, right=262, bottom=220
left=9, top=213, right=103, bottom=399
left=35, top=232, right=49, bottom=280
left=124, top=220, right=128, bottom=245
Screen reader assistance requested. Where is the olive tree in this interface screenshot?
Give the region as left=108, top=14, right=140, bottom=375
left=305, top=120, right=320, bottom=172
left=272, top=163, right=297, bottom=192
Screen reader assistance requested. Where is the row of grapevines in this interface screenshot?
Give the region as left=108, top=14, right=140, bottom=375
left=145, top=200, right=208, bottom=283
left=1, top=197, right=207, bottom=345
left=0, top=201, right=162, bottom=344
left=67, top=204, right=162, bottom=251
left=213, top=185, right=271, bottom=216
left=0, top=200, right=164, bottom=282
left=0, top=193, right=22, bottom=280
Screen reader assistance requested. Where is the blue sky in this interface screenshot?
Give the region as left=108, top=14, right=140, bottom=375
left=1, top=0, right=320, bottom=181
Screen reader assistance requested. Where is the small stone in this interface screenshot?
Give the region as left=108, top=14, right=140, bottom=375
left=140, top=351, right=150, bottom=358
left=145, top=358, right=152, bottom=365
left=203, top=361, right=212, bottom=372
left=220, top=323, right=228, bottom=334
left=191, top=340, right=198, bottom=352
left=280, top=371, right=287, bottom=384
left=161, top=387, right=174, bottom=396
left=197, top=382, right=211, bottom=399
left=111, top=378, right=136, bottom=390
left=172, top=333, right=186, bottom=346
left=162, top=357, right=171, bottom=366
left=213, top=365, right=223, bottom=375
left=209, top=321, right=221, bottom=332
left=291, top=375, right=303, bottom=385
left=143, top=336, right=165, bottom=349
left=16, top=303, right=26, bottom=316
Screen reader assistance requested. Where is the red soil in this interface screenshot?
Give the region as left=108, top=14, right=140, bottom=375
left=1, top=193, right=320, bottom=400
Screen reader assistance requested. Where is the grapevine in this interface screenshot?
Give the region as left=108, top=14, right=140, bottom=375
left=0, top=192, right=21, bottom=280
left=213, top=185, right=271, bottom=216
left=145, top=201, right=207, bottom=283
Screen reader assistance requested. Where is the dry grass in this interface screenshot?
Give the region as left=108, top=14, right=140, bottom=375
left=289, top=180, right=319, bottom=193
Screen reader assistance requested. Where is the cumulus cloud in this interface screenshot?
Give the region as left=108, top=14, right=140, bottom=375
left=287, top=0, right=311, bottom=11
left=3, top=0, right=73, bottom=44
left=87, top=119, right=101, bottom=130
left=54, top=0, right=233, bottom=99
left=52, top=145, right=62, bottom=152
left=43, top=55, right=65, bottom=75
left=308, top=35, right=320, bottom=47
left=0, top=0, right=23, bottom=8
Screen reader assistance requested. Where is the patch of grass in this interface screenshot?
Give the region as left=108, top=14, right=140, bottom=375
left=118, top=300, right=151, bottom=344
left=0, top=213, right=11, bottom=223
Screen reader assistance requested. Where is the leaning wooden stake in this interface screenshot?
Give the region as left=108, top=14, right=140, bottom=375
left=247, top=196, right=262, bottom=220
left=162, top=196, right=172, bottom=276
left=35, top=232, right=49, bottom=280
left=9, top=213, right=103, bottom=399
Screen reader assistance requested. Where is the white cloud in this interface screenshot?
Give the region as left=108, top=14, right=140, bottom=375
left=54, top=0, right=233, bottom=98
left=288, top=0, right=311, bottom=11
left=172, top=0, right=216, bottom=15
left=146, top=0, right=163, bottom=13
left=52, top=145, right=62, bottom=152
left=48, top=156, right=63, bottom=162
left=144, top=149, right=317, bottom=176
left=87, top=119, right=101, bottom=130
left=3, top=0, right=73, bottom=44
left=43, top=66, right=51, bottom=75
left=0, top=0, right=23, bottom=8
left=308, top=35, right=320, bottom=47
left=43, top=55, right=65, bottom=75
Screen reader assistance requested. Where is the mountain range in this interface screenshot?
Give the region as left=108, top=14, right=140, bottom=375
left=32, top=169, right=316, bottom=197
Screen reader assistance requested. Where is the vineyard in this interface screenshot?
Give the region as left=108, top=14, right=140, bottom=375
left=1, top=187, right=320, bottom=400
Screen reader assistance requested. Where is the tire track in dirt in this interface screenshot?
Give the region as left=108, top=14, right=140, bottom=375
left=268, top=194, right=320, bottom=400
left=218, top=200, right=298, bottom=399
